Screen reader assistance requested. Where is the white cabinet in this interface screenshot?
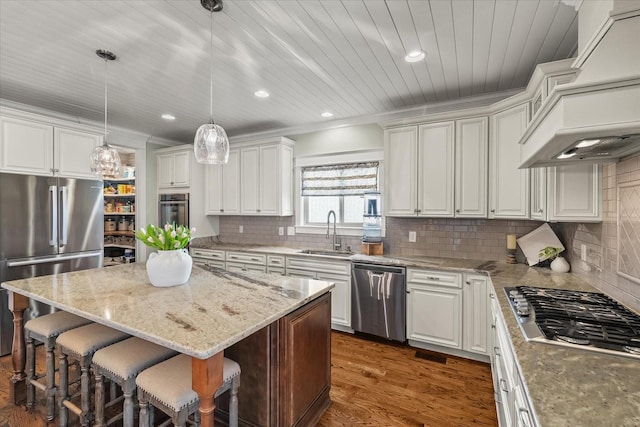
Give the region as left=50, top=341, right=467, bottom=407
left=237, top=138, right=294, bottom=216
left=489, top=104, right=530, bottom=219
left=418, top=122, right=455, bottom=216
left=491, top=289, right=538, bottom=427
left=0, top=116, right=100, bottom=178
left=463, top=274, right=491, bottom=356
left=385, top=118, right=487, bottom=218
left=529, top=164, right=601, bottom=222
left=286, top=256, right=351, bottom=330
left=190, top=248, right=226, bottom=269
left=455, top=117, right=489, bottom=217
left=266, top=255, right=286, bottom=275
left=205, top=148, right=240, bottom=215
left=157, top=150, right=190, bottom=188
left=547, top=164, right=601, bottom=222
left=406, top=269, right=463, bottom=349
left=385, top=126, right=418, bottom=216
left=225, top=251, right=267, bottom=273
left=529, top=167, right=547, bottom=221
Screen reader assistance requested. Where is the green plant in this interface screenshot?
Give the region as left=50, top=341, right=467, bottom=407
left=538, top=246, right=562, bottom=261
left=136, top=223, right=194, bottom=250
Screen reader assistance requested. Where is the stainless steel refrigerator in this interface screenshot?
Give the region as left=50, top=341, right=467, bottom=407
left=0, top=172, right=103, bottom=356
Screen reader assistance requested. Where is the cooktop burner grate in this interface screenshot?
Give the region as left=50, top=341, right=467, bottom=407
left=504, top=286, right=640, bottom=360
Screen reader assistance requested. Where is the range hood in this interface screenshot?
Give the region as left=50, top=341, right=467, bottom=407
left=520, top=9, right=640, bottom=168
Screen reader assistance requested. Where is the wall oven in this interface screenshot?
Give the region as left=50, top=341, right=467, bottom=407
left=159, top=193, right=189, bottom=228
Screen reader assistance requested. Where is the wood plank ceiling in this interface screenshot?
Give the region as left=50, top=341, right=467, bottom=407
left=0, top=0, right=578, bottom=143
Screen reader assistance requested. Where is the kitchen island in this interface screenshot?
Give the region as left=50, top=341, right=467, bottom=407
left=1, top=263, right=334, bottom=427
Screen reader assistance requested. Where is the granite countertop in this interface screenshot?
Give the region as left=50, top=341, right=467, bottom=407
left=1, top=264, right=334, bottom=359
left=190, top=242, right=640, bottom=426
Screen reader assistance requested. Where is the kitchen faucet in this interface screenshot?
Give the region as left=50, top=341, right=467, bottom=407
left=326, top=210, right=341, bottom=251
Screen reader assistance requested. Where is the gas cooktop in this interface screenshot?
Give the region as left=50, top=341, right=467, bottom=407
left=504, top=286, right=640, bottom=360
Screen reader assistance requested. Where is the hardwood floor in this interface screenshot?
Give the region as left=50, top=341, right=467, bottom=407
left=0, top=332, right=498, bottom=426
left=317, top=332, right=498, bottom=427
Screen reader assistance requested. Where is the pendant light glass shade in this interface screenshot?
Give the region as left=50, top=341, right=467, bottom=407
left=90, top=139, right=121, bottom=177
left=90, top=49, right=121, bottom=178
left=194, top=0, right=229, bottom=164
left=194, top=123, right=229, bottom=164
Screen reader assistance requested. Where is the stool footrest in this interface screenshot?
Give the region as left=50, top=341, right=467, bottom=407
left=29, top=380, right=47, bottom=392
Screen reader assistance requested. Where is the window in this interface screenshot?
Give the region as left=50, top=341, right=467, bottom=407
left=301, top=162, right=378, bottom=226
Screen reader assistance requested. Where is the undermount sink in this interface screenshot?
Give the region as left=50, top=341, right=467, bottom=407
left=298, top=249, right=354, bottom=257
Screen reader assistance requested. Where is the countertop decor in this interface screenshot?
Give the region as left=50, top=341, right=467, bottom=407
left=136, top=223, right=195, bottom=287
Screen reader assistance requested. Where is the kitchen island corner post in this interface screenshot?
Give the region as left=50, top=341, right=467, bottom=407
left=192, top=352, right=224, bottom=427
left=8, top=291, right=28, bottom=404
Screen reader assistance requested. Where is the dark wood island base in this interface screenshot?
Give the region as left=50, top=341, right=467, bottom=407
left=220, top=292, right=332, bottom=427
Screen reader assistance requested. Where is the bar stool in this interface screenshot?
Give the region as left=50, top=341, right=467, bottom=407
left=24, top=311, right=93, bottom=421
left=92, top=337, right=178, bottom=427
left=56, top=323, right=130, bottom=427
left=136, top=354, right=241, bottom=427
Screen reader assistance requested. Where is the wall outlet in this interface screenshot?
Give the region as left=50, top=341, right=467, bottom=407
left=581, top=244, right=587, bottom=261
left=409, top=231, right=417, bottom=243
left=278, top=227, right=284, bottom=236
left=239, top=225, right=243, bottom=234
left=287, top=226, right=295, bottom=236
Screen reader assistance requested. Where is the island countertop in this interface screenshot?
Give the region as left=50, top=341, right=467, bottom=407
left=1, top=263, right=334, bottom=359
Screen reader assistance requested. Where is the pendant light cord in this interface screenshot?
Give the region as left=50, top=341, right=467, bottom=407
left=209, top=10, right=214, bottom=124
left=104, top=57, right=108, bottom=141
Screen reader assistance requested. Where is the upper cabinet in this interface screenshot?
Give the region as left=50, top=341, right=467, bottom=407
left=157, top=150, right=190, bottom=188
left=455, top=117, right=488, bottom=218
left=384, top=126, right=418, bottom=216
left=385, top=118, right=485, bottom=218
left=530, top=164, right=601, bottom=222
left=205, top=148, right=240, bottom=215
left=240, top=140, right=293, bottom=216
left=205, top=137, right=294, bottom=217
left=0, top=115, right=101, bottom=179
left=489, top=103, right=530, bottom=219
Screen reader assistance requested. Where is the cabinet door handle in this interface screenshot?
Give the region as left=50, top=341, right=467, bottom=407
left=220, top=209, right=224, bottom=212
left=490, top=293, right=495, bottom=299
left=257, top=209, right=261, bottom=212
left=494, top=346, right=500, bottom=355
left=491, top=323, right=496, bottom=329
left=170, top=181, right=174, bottom=185
left=538, top=209, right=543, bottom=213
left=417, top=209, right=421, bottom=213
left=490, top=209, right=495, bottom=213
left=456, top=209, right=460, bottom=213
left=499, top=379, right=508, bottom=392
left=465, top=280, right=471, bottom=285
left=518, top=408, right=532, bottom=427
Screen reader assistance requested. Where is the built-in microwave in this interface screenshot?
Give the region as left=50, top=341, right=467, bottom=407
left=159, top=193, right=189, bottom=228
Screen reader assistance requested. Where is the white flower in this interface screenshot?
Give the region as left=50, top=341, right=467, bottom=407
left=159, top=235, right=165, bottom=243
left=147, top=236, right=154, bottom=243
left=170, top=230, right=177, bottom=238
left=164, top=224, right=171, bottom=232
left=190, top=227, right=196, bottom=234
left=174, top=241, right=181, bottom=248
left=140, top=228, right=147, bottom=236
left=181, top=232, right=187, bottom=238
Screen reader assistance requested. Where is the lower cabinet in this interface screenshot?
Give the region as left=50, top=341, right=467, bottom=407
left=491, top=290, right=538, bottom=427
left=222, top=292, right=332, bottom=427
left=286, top=257, right=351, bottom=331
left=407, top=269, right=491, bottom=360
left=406, top=269, right=463, bottom=349
left=463, top=274, right=491, bottom=356
left=190, top=248, right=226, bottom=269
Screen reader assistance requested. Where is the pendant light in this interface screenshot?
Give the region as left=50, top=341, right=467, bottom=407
left=194, top=0, right=230, bottom=164
left=90, top=49, right=121, bottom=178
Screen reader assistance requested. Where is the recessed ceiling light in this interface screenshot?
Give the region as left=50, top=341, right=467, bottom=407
left=161, top=114, right=176, bottom=121
left=404, top=50, right=425, bottom=62
left=576, top=139, right=601, bottom=148
left=321, top=112, right=334, bottom=118
left=254, top=90, right=270, bottom=98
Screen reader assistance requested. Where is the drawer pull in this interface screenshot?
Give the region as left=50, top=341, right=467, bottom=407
left=518, top=408, right=532, bottom=427
left=499, top=379, right=508, bottom=393
left=427, top=276, right=440, bottom=281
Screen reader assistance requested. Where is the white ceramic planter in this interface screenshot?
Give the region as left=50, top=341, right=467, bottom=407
left=550, top=256, right=571, bottom=273
left=146, top=249, right=193, bottom=287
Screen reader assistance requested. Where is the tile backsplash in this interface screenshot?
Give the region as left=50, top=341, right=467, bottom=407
left=217, top=215, right=543, bottom=262
left=559, top=154, right=640, bottom=312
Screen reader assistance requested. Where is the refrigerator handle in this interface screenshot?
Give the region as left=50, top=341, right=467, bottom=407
left=59, top=186, right=68, bottom=247
left=49, top=185, right=58, bottom=246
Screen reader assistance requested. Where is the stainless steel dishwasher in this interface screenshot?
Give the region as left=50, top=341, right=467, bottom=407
left=351, top=263, right=406, bottom=342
